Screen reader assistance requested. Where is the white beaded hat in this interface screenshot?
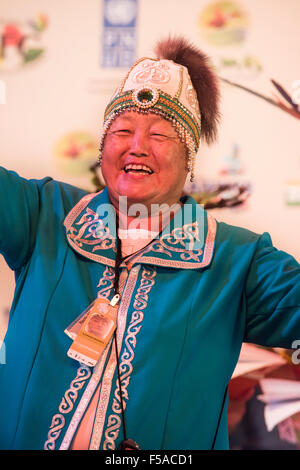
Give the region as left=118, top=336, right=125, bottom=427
left=99, top=37, right=220, bottom=181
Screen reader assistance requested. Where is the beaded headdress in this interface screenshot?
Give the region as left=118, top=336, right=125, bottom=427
left=98, top=37, right=220, bottom=181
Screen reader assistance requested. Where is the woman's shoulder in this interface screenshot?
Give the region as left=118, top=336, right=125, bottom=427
left=214, top=216, right=272, bottom=248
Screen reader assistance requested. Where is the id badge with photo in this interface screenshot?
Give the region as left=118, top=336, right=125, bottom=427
left=66, top=296, right=119, bottom=367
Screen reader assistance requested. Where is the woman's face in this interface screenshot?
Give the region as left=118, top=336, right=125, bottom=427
left=101, top=111, right=188, bottom=212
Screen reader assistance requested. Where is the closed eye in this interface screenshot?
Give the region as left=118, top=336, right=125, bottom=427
left=111, top=129, right=132, bottom=135
left=114, top=129, right=131, bottom=134
left=151, top=133, right=176, bottom=140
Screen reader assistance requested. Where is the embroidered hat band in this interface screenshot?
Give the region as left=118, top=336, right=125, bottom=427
left=98, top=37, right=220, bottom=182
left=99, top=57, right=202, bottom=181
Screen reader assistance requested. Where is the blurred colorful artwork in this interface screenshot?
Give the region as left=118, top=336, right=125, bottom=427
left=217, top=54, right=262, bottom=81
left=184, top=143, right=251, bottom=210
left=0, top=13, right=48, bottom=71
left=278, top=416, right=300, bottom=446
left=54, top=131, right=99, bottom=176
left=186, top=181, right=251, bottom=210
left=219, top=142, right=244, bottom=176
left=102, top=0, right=137, bottom=68
left=221, top=76, right=300, bottom=120
left=228, top=346, right=300, bottom=450
left=198, top=1, right=249, bottom=46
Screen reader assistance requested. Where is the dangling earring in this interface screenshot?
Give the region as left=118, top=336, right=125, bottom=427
left=98, top=149, right=103, bottom=167
left=183, top=131, right=196, bottom=183
left=190, top=152, right=195, bottom=182
left=187, top=151, right=195, bottom=182
left=98, top=126, right=107, bottom=167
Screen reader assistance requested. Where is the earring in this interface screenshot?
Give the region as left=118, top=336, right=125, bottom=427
left=190, top=153, right=195, bottom=182
left=187, top=151, right=195, bottom=182
left=98, top=150, right=103, bottom=167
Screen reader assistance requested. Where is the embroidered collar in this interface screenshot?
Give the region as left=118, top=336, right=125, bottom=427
left=63, top=187, right=217, bottom=270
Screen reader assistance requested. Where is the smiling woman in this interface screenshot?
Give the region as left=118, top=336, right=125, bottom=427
left=101, top=112, right=188, bottom=211
left=98, top=37, right=220, bottom=184
left=1, top=36, right=300, bottom=452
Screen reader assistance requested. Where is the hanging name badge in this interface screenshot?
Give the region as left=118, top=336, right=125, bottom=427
left=67, top=295, right=120, bottom=367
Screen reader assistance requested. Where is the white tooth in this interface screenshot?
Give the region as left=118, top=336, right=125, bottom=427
left=124, top=163, right=152, bottom=173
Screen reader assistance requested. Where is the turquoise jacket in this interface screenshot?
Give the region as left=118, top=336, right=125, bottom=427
left=0, top=167, right=300, bottom=450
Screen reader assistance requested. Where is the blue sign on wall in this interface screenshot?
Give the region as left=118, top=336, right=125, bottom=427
left=102, top=0, right=137, bottom=68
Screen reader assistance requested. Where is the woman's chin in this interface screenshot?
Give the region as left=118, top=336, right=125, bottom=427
left=116, top=180, right=154, bottom=204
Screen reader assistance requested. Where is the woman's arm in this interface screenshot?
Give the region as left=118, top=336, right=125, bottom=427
left=245, top=232, right=300, bottom=348
left=0, top=167, right=52, bottom=270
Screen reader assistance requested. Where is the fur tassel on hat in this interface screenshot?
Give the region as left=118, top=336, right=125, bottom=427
left=155, top=36, right=220, bottom=145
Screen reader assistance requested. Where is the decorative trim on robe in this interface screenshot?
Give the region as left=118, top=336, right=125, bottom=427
left=63, top=188, right=217, bottom=271
left=102, top=265, right=157, bottom=449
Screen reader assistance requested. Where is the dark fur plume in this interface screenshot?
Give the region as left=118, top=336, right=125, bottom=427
left=155, top=36, right=220, bottom=145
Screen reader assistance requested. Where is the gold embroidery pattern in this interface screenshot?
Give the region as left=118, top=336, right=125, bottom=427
left=142, top=216, right=217, bottom=269
left=68, top=207, right=115, bottom=252
left=65, top=238, right=116, bottom=267
left=185, top=74, right=201, bottom=122
left=149, top=222, right=203, bottom=261
left=97, top=266, right=115, bottom=299
left=132, top=60, right=171, bottom=84
left=58, top=366, right=92, bottom=414
left=103, top=266, right=157, bottom=449
left=59, top=354, right=109, bottom=449
left=64, top=192, right=97, bottom=232
left=104, top=415, right=121, bottom=445
left=58, top=268, right=123, bottom=450
left=44, top=364, right=91, bottom=449
left=64, top=190, right=217, bottom=270
left=44, top=414, right=65, bottom=450
left=89, top=268, right=139, bottom=450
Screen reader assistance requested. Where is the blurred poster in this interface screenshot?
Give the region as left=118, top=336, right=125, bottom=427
left=102, top=0, right=137, bottom=68
left=0, top=13, right=48, bottom=72
left=198, top=0, right=249, bottom=47
left=184, top=143, right=251, bottom=210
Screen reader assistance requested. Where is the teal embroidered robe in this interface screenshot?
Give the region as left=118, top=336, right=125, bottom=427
left=0, top=167, right=300, bottom=450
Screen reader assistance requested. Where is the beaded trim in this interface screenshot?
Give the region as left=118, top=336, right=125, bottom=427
left=99, top=88, right=199, bottom=181
left=104, top=89, right=200, bottom=150
left=132, top=86, right=160, bottom=109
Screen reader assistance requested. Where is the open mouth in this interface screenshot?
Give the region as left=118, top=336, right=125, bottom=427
left=123, top=164, right=154, bottom=175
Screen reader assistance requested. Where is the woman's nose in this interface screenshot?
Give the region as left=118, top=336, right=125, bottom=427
left=129, top=130, right=149, bottom=157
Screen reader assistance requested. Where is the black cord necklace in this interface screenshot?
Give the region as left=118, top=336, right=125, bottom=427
left=113, top=228, right=141, bottom=450
left=112, top=221, right=227, bottom=451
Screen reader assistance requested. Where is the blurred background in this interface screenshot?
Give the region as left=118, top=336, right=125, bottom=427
left=0, top=0, right=299, bottom=450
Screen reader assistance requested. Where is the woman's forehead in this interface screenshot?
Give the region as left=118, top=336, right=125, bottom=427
left=111, top=111, right=174, bottom=129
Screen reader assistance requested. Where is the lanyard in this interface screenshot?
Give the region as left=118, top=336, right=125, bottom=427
left=113, top=230, right=141, bottom=450
left=112, top=226, right=228, bottom=450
